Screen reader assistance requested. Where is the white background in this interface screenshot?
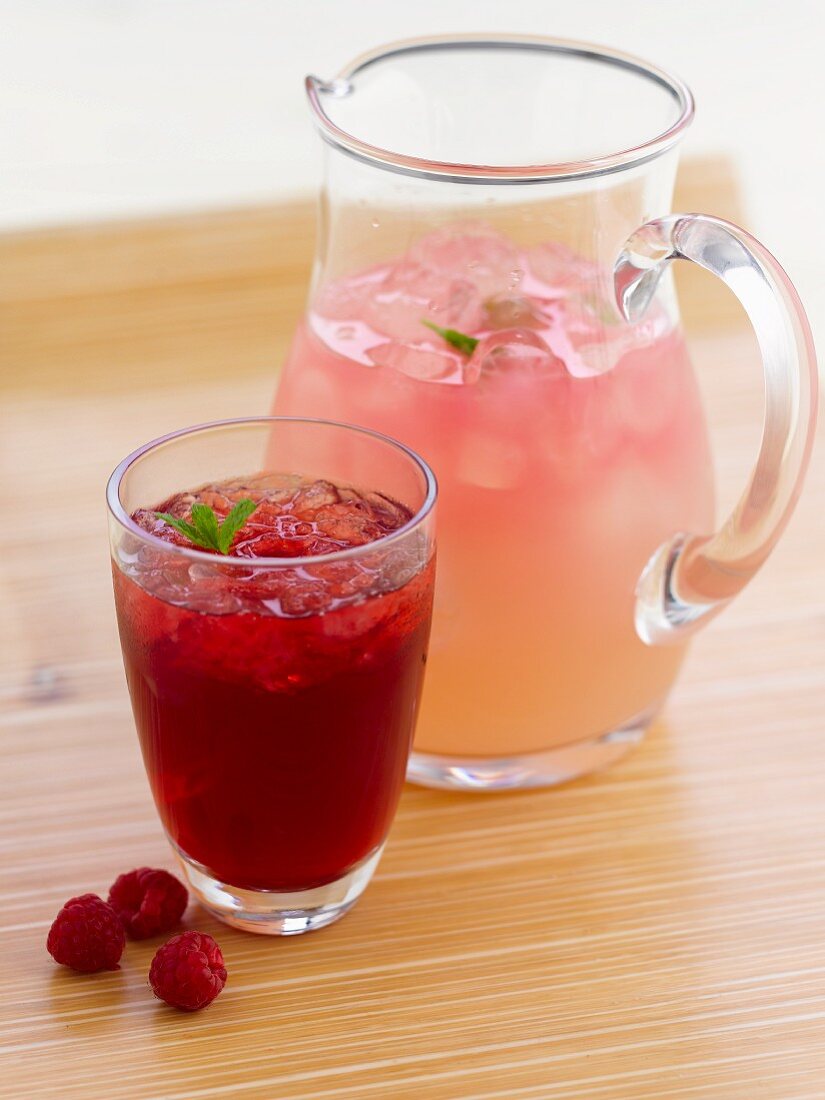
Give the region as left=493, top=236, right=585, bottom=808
left=2, top=0, right=823, bottom=322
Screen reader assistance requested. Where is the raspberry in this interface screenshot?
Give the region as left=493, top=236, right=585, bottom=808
left=46, top=894, right=125, bottom=973
left=149, top=931, right=227, bottom=1012
left=108, top=867, right=188, bottom=939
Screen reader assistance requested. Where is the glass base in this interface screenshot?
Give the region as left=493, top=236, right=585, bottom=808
left=407, top=707, right=655, bottom=791
left=174, top=843, right=385, bottom=935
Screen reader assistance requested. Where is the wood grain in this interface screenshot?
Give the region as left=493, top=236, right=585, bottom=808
left=1, top=200, right=823, bottom=1100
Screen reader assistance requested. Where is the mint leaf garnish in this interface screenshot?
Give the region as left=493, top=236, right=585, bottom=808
left=216, top=499, right=258, bottom=554
left=421, top=318, right=479, bottom=356
left=191, top=503, right=220, bottom=550
left=155, top=513, right=202, bottom=544
left=155, top=498, right=257, bottom=555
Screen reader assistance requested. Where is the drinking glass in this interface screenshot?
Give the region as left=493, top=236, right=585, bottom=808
left=107, top=417, right=436, bottom=934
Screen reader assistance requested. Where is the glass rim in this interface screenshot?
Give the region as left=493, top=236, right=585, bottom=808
left=306, top=33, right=695, bottom=184
left=106, top=415, right=438, bottom=569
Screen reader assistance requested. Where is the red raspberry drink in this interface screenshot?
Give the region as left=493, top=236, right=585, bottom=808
left=108, top=419, right=436, bottom=934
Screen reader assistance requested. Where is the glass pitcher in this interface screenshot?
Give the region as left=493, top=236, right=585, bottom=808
left=273, top=35, right=817, bottom=791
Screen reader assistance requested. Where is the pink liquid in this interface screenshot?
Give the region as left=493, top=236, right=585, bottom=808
left=275, top=228, right=715, bottom=757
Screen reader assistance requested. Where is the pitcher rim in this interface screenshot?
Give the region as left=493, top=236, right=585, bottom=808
left=306, top=33, right=695, bottom=184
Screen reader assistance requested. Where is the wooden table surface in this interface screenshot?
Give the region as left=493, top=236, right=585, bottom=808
left=1, top=205, right=824, bottom=1100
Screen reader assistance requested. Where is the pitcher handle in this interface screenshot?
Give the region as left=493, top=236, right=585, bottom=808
left=615, top=214, right=817, bottom=645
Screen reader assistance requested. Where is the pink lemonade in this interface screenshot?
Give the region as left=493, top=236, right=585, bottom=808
left=275, top=227, right=715, bottom=758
